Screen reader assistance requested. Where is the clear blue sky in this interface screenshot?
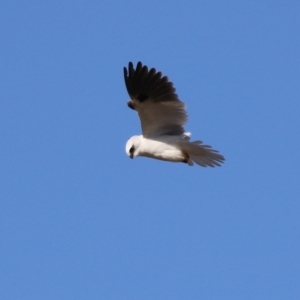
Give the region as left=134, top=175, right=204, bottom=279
left=1, top=1, right=299, bottom=299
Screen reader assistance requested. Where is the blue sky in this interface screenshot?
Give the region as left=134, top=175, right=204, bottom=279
left=1, top=1, right=300, bottom=299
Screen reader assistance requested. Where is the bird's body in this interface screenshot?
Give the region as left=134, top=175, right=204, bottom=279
left=123, top=62, right=225, bottom=167
left=126, top=135, right=188, bottom=163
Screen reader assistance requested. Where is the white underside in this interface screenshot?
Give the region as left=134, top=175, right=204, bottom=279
left=139, top=136, right=186, bottom=162
left=126, top=134, right=224, bottom=167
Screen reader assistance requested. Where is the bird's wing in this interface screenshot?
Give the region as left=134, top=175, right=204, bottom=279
left=124, top=62, right=188, bottom=138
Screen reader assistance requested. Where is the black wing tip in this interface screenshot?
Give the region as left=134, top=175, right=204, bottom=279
left=123, top=66, right=128, bottom=80
left=123, top=61, right=146, bottom=99
left=125, top=61, right=143, bottom=71
left=136, top=61, right=142, bottom=70
left=123, top=61, right=178, bottom=103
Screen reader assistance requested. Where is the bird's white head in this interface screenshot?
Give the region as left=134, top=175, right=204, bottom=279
left=125, top=135, right=142, bottom=159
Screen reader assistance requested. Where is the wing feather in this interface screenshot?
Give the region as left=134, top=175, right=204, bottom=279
left=124, top=62, right=188, bottom=137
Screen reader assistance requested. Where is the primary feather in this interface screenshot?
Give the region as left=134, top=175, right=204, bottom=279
left=124, top=62, right=187, bottom=137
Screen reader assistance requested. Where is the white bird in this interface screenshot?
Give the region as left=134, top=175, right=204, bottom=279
left=124, top=62, right=225, bottom=167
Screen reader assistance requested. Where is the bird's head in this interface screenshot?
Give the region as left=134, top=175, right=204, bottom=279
left=125, top=135, right=142, bottom=159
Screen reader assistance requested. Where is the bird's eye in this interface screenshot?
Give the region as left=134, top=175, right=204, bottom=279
left=129, top=146, right=135, bottom=154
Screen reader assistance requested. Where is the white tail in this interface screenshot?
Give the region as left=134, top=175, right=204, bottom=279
left=180, top=140, right=225, bottom=167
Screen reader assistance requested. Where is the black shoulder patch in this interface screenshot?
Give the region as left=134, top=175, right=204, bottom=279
left=137, top=94, right=148, bottom=102
left=127, top=100, right=135, bottom=110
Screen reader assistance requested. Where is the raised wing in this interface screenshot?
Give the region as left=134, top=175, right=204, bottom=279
left=124, top=62, right=188, bottom=138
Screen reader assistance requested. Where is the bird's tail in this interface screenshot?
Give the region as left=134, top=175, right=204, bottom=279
left=180, top=140, right=225, bottom=167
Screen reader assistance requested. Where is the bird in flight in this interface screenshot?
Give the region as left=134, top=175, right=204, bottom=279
left=123, top=62, right=225, bottom=167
